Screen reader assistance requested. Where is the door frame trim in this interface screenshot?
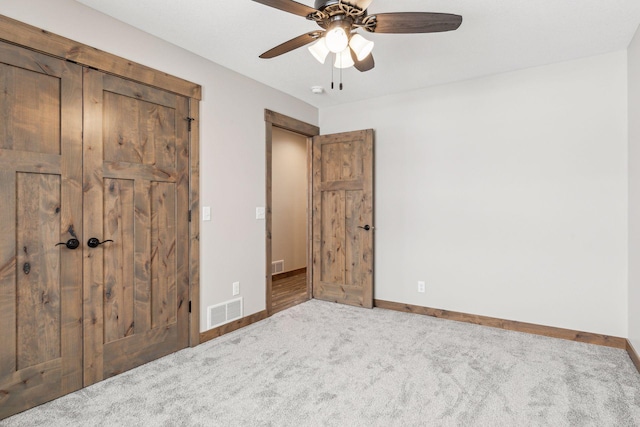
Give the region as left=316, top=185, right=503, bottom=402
left=264, top=110, right=319, bottom=315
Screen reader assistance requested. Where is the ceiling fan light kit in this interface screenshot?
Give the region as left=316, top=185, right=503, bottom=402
left=254, top=0, right=462, bottom=87
left=334, top=47, right=355, bottom=69
left=349, top=33, right=374, bottom=61
left=308, top=38, right=330, bottom=63
left=325, top=20, right=350, bottom=53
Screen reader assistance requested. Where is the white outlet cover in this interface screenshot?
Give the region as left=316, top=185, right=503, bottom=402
left=233, top=281, right=240, bottom=296
left=418, top=281, right=426, bottom=293
left=202, top=206, right=211, bottom=221
left=256, top=207, right=265, bottom=220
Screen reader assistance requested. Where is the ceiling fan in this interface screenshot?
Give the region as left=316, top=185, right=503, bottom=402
left=252, top=0, right=463, bottom=74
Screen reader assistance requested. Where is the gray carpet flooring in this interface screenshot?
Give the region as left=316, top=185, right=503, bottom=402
left=2, top=299, right=640, bottom=426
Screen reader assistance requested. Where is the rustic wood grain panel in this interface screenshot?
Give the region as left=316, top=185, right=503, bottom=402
left=150, top=182, right=177, bottom=329
left=321, top=142, right=342, bottom=182
left=103, top=74, right=178, bottom=109
left=82, top=68, right=106, bottom=386
left=342, top=140, right=362, bottom=179
left=0, top=65, right=60, bottom=155
left=0, top=14, right=202, bottom=100
left=319, top=179, right=365, bottom=192
left=0, top=359, right=62, bottom=419
left=134, top=180, right=152, bottom=334
left=345, top=190, right=363, bottom=287
left=0, top=171, right=17, bottom=376
left=0, top=38, right=70, bottom=76
left=103, top=92, right=153, bottom=165
left=374, top=300, right=627, bottom=349
left=320, top=191, right=345, bottom=284
left=102, top=91, right=176, bottom=168
left=314, top=282, right=366, bottom=306
left=188, top=98, right=200, bottom=347
left=103, top=325, right=177, bottom=377
left=0, top=150, right=61, bottom=174
left=16, top=173, right=62, bottom=370
left=103, top=179, right=135, bottom=343
left=103, top=162, right=176, bottom=182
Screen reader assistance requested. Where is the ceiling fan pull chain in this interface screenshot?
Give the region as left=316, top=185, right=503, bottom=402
left=331, top=53, right=335, bottom=89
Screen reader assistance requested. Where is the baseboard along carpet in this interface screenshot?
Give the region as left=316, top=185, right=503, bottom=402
left=3, top=299, right=639, bottom=426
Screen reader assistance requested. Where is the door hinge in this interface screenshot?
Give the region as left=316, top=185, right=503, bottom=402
left=189, top=301, right=192, bottom=313
left=186, top=117, right=195, bottom=132
left=188, top=210, right=192, bottom=222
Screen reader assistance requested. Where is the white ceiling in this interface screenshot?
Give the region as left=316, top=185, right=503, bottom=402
left=74, top=0, right=640, bottom=108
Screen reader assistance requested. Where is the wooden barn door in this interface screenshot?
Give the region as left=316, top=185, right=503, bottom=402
left=312, top=129, right=374, bottom=308
left=82, top=69, right=190, bottom=384
left=0, top=42, right=83, bottom=417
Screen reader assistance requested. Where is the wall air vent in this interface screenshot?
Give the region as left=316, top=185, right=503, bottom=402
left=206, top=297, right=243, bottom=329
left=272, top=260, right=284, bottom=274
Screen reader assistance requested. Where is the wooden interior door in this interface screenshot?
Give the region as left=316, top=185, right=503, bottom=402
left=312, top=129, right=374, bottom=308
left=82, top=69, right=190, bottom=385
left=0, top=42, right=83, bottom=417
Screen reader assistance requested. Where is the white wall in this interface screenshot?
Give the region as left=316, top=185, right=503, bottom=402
left=0, top=0, right=318, bottom=332
left=272, top=128, right=308, bottom=273
left=629, top=25, right=640, bottom=350
left=321, top=52, right=629, bottom=337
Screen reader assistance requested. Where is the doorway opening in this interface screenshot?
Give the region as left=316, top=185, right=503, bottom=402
left=264, top=110, right=319, bottom=315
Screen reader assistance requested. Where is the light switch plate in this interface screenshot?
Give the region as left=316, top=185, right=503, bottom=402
left=256, top=207, right=265, bottom=220
left=203, top=206, right=211, bottom=221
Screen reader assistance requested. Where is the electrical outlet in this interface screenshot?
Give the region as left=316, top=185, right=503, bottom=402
left=233, top=281, right=240, bottom=296
left=418, top=281, right=426, bottom=293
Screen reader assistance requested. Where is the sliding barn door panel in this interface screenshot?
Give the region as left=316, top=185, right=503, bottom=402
left=0, top=41, right=83, bottom=418
left=312, top=130, right=374, bottom=308
left=83, top=69, right=190, bottom=385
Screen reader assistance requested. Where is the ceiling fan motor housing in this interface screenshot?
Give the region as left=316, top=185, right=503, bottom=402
left=314, top=0, right=341, bottom=11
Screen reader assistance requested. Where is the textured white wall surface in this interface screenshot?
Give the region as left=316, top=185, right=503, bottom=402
left=272, top=128, right=308, bottom=273
left=321, top=52, right=629, bottom=337
left=0, top=0, right=318, bottom=332
left=628, top=24, right=640, bottom=350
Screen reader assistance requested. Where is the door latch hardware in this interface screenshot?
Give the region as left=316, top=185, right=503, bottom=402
left=87, top=237, right=114, bottom=248
left=55, top=238, right=80, bottom=249
left=358, top=225, right=372, bottom=231
left=23, top=262, right=30, bottom=275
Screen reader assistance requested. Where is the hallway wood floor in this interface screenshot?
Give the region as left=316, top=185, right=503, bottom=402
left=272, top=271, right=308, bottom=314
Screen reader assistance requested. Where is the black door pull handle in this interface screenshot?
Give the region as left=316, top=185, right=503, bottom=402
left=358, top=225, right=372, bottom=231
left=87, top=238, right=114, bottom=248
left=55, top=239, right=80, bottom=250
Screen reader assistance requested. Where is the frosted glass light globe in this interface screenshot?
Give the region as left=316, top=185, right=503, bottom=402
left=325, top=26, right=349, bottom=53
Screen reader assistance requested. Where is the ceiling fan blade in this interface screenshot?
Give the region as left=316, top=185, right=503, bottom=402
left=346, top=0, right=373, bottom=11
left=372, top=12, right=462, bottom=34
left=252, top=0, right=319, bottom=18
left=350, top=48, right=375, bottom=72
left=259, top=31, right=323, bottom=59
